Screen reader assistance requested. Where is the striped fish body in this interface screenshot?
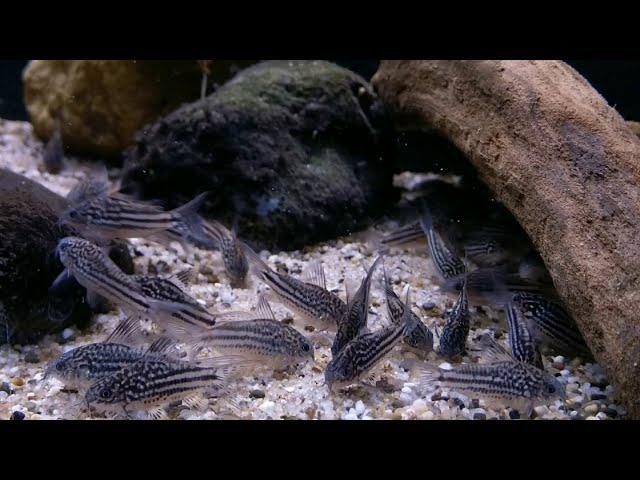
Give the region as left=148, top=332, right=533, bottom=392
left=46, top=343, right=145, bottom=389
left=262, top=271, right=346, bottom=331
left=325, top=323, right=405, bottom=390
left=60, top=192, right=208, bottom=246
left=385, top=282, right=434, bottom=357
left=511, top=292, right=590, bottom=357
left=85, top=356, right=237, bottom=414
left=56, top=237, right=152, bottom=314
left=380, top=221, right=426, bottom=250
left=506, top=300, right=543, bottom=368
left=438, top=286, right=470, bottom=358
left=203, top=221, right=248, bottom=288
left=423, top=224, right=466, bottom=281
left=197, top=319, right=314, bottom=367
left=61, top=195, right=175, bottom=242
left=416, top=360, right=564, bottom=407
left=133, top=275, right=217, bottom=334
left=331, top=256, right=382, bottom=356
left=242, top=243, right=347, bottom=330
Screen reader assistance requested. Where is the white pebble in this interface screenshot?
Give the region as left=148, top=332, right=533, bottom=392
left=438, top=362, right=453, bottom=371
left=355, top=400, right=365, bottom=415
left=412, top=399, right=428, bottom=415
left=258, top=400, right=275, bottom=413
left=553, top=355, right=565, bottom=365
left=61, top=328, right=75, bottom=340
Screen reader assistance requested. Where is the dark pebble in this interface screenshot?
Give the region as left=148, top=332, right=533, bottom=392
left=590, top=380, right=609, bottom=390
left=391, top=400, right=405, bottom=409
left=249, top=389, right=266, bottom=399
left=471, top=399, right=480, bottom=409
left=10, top=411, right=25, bottom=420
left=473, top=412, right=487, bottom=420
left=509, top=410, right=520, bottom=420
left=591, top=393, right=608, bottom=401
left=602, top=407, right=618, bottom=418
left=0, top=382, right=15, bottom=395
left=281, top=317, right=294, bottom=325
left=422, top=301, right=436, bottom=310
left=375, top=378, right=397, bottom=394
left=430, top=392, right=443, bottom=401
left=24, top=351, right=40, bottom=363
left=453, top=398, right=466, bottom=409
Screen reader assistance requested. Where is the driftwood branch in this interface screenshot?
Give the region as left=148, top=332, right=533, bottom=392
left=373, top=60, right=640, bottom=418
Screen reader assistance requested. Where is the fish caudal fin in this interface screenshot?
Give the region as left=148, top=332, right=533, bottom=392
left=172, top=192, right=210, bottom=245
left=239, top=241, right=271, bottom=280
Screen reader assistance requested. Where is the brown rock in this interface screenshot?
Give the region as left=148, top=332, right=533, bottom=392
left=23, top=60, right=254, bottom=158
left=372, top=60, right=640, bottom=418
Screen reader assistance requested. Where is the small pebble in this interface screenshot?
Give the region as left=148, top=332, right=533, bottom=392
left=10, top=377, right=24, bottom=387
left=0, top=382, right=14, bottom=395
left=509, top=410, right=520, bottom=420
left=584, top=403, right=599, bottom=415
left=422, top=301, right=436, bottom=310
left=10, top=411, right=25, bottom=420
left=249, top=389, right=265, bottom=399
left=473, top=412, right=487, bottom=420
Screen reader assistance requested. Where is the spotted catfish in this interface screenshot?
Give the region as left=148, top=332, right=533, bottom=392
left=241, top=243, right=347, bottom=332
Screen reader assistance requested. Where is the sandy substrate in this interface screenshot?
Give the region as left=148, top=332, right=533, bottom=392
left=0, top=120, right=626, bottom=420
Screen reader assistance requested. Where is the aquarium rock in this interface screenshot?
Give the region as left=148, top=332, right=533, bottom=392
left=122, top=60, right=396, bottom=250
left=23, top=60, right=254, bottom=158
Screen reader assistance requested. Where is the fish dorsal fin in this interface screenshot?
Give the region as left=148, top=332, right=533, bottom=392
left=474, top=334, right=514, bottom=363
left=344, top=276, right=360, bottom=305
left=105, top=316, right=141, bottom=344
left=302, top=260, right=326, bottom=290
left=401, top=286, right=413, bottom=332
left=146, top=336, right=178, bottom=355
left=254, top=293, right=276, bottom=321
left=203, top=219, right=228, bottom=245
left=167, top=268, right=196, bottom=289
left=66, top=165, right=110, bottom=204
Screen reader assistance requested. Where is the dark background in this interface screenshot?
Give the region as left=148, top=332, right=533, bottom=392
left=1, top=60, right=639, bottom=121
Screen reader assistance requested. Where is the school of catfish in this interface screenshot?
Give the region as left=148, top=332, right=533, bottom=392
left=45, top=168, right=591, bottom=419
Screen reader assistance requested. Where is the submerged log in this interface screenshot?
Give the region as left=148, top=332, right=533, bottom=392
left=373, top=60, right=640, bottom=418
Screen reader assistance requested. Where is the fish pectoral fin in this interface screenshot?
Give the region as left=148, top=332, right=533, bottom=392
left=146, top=407, right=168, bottom=420
left=182, top=394, right=207, bottom=411
left=301, top=260, right=327, bottom=290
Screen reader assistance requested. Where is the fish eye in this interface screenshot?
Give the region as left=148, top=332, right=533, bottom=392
left=545, top=384, right=556, bottom=394
left=68, top=211, right=78, bottom=219
left=302, top=343, right=310, bottom=352
left=100, top=387, right=113, bottom=400
left=55, top=363, right=65, bottom=371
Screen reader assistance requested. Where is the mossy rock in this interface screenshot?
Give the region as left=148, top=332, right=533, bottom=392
left=122, top=60, right=397, bottom=250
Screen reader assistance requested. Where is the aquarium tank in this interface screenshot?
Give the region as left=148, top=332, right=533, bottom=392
left=0, top=59, right=639, bottom=421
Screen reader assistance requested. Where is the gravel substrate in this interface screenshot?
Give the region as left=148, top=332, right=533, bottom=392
left=0, top=120, right=627, bottom=420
